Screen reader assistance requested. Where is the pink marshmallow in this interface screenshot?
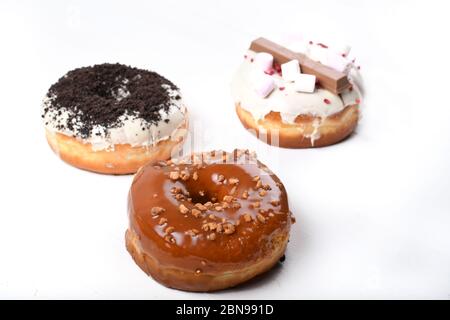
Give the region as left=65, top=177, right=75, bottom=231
left=253, top=72, right=275, bottom=98
left=325, top=52, right=350, bottom=73
left=254, top=52, right=274, bottom=72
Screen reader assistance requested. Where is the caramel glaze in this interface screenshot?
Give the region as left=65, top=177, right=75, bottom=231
left=128, top=150, right=293, bottom=277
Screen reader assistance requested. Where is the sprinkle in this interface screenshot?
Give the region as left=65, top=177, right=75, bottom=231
left=309, top=40, right=313, bottom=45
left=323, top=98, right=331, bottom=105
left=250, top=58, right=254, bottom=62
left=165, top=226, right=174, bottom=234
left=179, top=204, right=189, bottom=214
left=151, top=207, right=165, bottom=216
left=270, top=199, right=280, bottom=206
left=223, top=223, right=236, bottom=235
left=279, top=86, right=285, bottom=91
left=357, top=65, right=361, bottom=70
left=244, top=54, right=247, bottom=59
left=355, top=98, right=361, bottom=104
left=169, top=171, right=179, bottom=180
left=195, top=203, right=207, bottom=211
left=180, top=170, right=190, bottom=181
left=256, top=213, right=266, bottom=223
left=191, top=208, right=201, bottom=218
left=317, top=43, right=328, bottom=48
left=264, top=69, right=275, bottom=75
left=207, top=233, right=217, bottom=241
left=223, top=195, right=234, bottom=203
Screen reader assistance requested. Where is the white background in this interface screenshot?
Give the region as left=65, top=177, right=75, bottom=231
left=0, top=0, right=449, bottom=299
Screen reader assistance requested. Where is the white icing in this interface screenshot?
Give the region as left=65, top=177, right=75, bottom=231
left=232, top=51, right=358, bottom=122
left=42, top=85, right=187, bottom=151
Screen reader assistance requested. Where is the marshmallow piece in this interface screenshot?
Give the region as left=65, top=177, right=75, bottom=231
left=294, top=74, right=316, bottom=93
left=325, top=52, right=350, bottom=73
left=253, top=72, right=275, bottom=98
left=254, top=52, right=274, bottom=72
left=309, top=45, right=329, bottom=64
left=288, top=40, right=310, bottom=55
left=281, top=59, right=301, bottom=82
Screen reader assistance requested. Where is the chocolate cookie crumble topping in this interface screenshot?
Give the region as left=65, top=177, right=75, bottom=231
left=43, top=63, right=181, bottom=138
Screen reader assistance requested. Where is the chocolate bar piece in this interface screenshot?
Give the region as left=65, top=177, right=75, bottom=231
left=250, top=37, right=351, bottom=94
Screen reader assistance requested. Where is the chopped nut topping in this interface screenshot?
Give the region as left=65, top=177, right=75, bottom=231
left=243, top=213, right=252, bottom=222
left=250, top=201, right=261, bottom=209
left=242, top=190, right=249, bottom=199
left=171, top=187, right=181, bottom=194
left=165, top=226, right=175, bottom=234
left=153, top=193, right=158, bottom=198
left=217, top=174, right=225, bottom=183
left=223, top=195, right=233, bottom=203
left=192, top=228, right=200, bottom=234
left=151, top=207, right=165, bottom=216
left=229, top=186, right=237, bottom=195
left=259, top=190, right=267, bottom=197
left=270, top=199, right=280, bottom=206
left=179, top=204, right=189, bottom=214
left=158, top=217, right=168, bottom=225
left=262, top=184, right=272, bottom=190
left=224, top=223, right=236, bottom=235
left=201, top=224, right=209, bottom=232
left=198, top=190, right=205, bottom=196
left=211, top=197, right=217, bottom=202
left=195, top=203, right=207, bottom=211
left=195, top=269, right=202, bottom=274
left=169, top=171, right=180, bottom=180
left=204, top=201, right=213, bottom=208
left=215, top=206, right=223, bottom=211
left=216, top=223, right=224, bottom=233
left=253, top=176, right=260, bottom=182
left=185, top=230, right=197, bottom=237
left=175, top=194, right=184, bottom=201
left=192, top=171, right=199, bottom=181
left=207, top=232, right=217, bottom=240
left=208, top=214, right=216, bottom=220
left=191, top=208, right=201, bottom=218
left=231, top=202, right=241, bottom=209
left=180, top=170, right=190, bottom=181
left=207, top=222, right=218, bottom=231
left=255, top=180, right=263, bottom=189
left=222, top=202, right=230, bottom=209
left=228, top=178, right=239, bottom=185
left=257, top=213, right=266, bottom=223
left=269, top=213, right=275, bottom=217
left=164, top=235, right=175, bottom=243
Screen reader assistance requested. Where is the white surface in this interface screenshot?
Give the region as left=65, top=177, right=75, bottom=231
left=0, top=0, right=449, bottom=299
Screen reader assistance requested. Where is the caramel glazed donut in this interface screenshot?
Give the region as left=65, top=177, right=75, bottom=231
left=126, top=150, right=295, bottom=291
left=41, top=63, right=188, bottom=174
left=232, top=40, right=363, bottom=148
